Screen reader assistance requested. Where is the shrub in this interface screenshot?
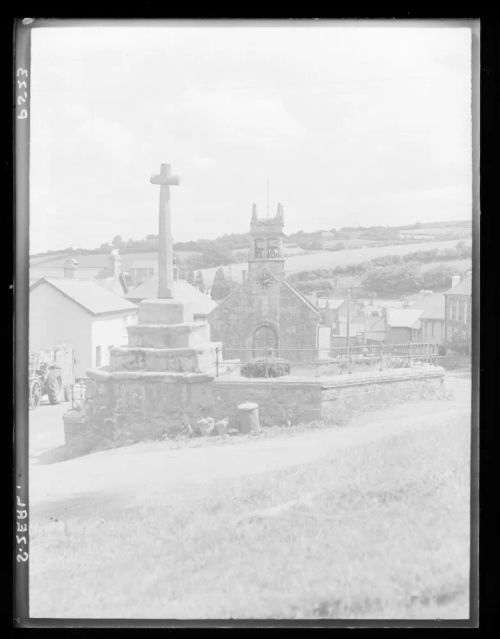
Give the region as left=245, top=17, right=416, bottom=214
left=240, top=357, right=291, bottom=378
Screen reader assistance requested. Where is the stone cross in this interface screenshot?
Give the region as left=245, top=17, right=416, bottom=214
left=150, top=163, right=180, bottom=299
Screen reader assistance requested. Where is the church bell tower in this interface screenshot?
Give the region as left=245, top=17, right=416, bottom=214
left=248, top=202, right=285, bottom=277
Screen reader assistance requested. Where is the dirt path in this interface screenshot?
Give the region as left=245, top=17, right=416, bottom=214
left=30, top=377, right=471, bottom=514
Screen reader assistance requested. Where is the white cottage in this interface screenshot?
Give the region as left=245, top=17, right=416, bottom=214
left=30, top=277, right=138, bottom=378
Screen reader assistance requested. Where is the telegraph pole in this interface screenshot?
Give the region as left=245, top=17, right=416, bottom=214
left=346, top=288, right=351, bottom=374
left=266, top=178, right=270, bottom=218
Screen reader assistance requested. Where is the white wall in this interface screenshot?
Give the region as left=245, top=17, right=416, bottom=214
left=318, top=326, right=331, bottom=358
left=30, top=282, right=92, bottom=378
left=91, top=311, right=138, bottom=369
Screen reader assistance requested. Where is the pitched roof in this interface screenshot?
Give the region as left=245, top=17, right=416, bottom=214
left=316, top=298, right=345, bottom=310
left=283, top=280, right=321, bottom=315
left=445, top=274, right=472, bottom=295
left=126, top=276, right=217, bottom=316
left=408, top=293, right=445, bottom=320
left=364, top=316, right=386, bottom=342
left=386, top=308, right=423, bottom=329
left=31, top=278, right=138, bottom=315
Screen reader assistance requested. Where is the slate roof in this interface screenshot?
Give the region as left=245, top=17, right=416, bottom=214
left=316, top=298, right=345, bottom=310
left=364, top=316, right=386, bottom=342
left=126, top=277, right=217, bottom=316
left=283, top=280, right=321, bottom=315
left=30, top=277, right=138, bottom=315
left=408, top=293, right=445, bottom=320
left=386, top=308, right=423, bottom=329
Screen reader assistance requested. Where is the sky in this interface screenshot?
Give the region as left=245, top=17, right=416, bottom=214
left=29, top=21, right=473, bottom=254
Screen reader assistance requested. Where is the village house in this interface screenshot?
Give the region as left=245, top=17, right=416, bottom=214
left=93, top=250, right=129, bottom=295
left=30, top=275, right=138, bottom=378
left=385, top=308, right=423, bottom=344
left=30, top=249, right=129, bottom=296
left=444, top=273, right=472, bottom=350
left=407, top=291, right=446, bottom=346
left=208, top=203, right=321, bottom=363
left=125, top=275, right=217, bottom=321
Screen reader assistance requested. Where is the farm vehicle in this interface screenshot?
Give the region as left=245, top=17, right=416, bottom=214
left=29, top=344, right=75, bottom=409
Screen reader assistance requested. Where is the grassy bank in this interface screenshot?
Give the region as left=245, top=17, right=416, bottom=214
left=30, top=412, right=470, bottom=620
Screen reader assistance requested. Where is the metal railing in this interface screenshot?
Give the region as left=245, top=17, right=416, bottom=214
left=69, top=378, right=89, bottom=409
left=214, top=343, right=440, bottom=378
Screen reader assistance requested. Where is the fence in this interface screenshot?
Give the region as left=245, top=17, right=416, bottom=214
left=215, top=343, right=440, bottom=378
left=69, top=377, right=89, bottom=409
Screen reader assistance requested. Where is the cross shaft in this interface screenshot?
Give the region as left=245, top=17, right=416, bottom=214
left=150, top=163, right=180, bottom=299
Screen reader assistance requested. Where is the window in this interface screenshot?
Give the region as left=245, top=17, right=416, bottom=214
left=267, top=238, right=280, bottom=258
left=254, top=238, right=265, bottom=258
left=95, top=345, right=101, bottom=368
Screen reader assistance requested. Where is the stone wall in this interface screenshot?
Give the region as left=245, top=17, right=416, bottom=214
left=64, top=366, right=445, bottom=458
left=65, top=369, right=215, bottom=457
left=213, top=367, right=445, bottom=428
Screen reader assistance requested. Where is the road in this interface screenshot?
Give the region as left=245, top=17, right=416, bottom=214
left=28, top=374, right=471, bottom=515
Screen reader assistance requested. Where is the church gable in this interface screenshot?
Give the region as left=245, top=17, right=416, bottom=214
left=206, top=202, right=321, bottom=363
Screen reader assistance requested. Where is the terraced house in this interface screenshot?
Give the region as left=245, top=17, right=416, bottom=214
left=444, top=273, right=472, bottom=351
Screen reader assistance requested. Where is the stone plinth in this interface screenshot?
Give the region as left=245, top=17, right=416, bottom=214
left=127, top=322, right=210, bottom=349
left=110, top=343, right=221, bottom=374
left=64, top=295, right=223, bottom=456
left=139, top=298, right=193, bottom=325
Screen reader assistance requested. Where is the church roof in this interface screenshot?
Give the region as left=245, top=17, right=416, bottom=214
left=31, top=277, right=138, bottom=315
left=126, top=276, right=217, bottom=316
left=283, top=280, right=321, bottom=315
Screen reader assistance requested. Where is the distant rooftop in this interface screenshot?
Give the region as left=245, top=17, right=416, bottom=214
left=126, top=277, right=217, bottom=316
left=316, top=298, right=346, bottom=310
left=387, top=308, right=423, bottom=329
left=407, top=293, right=445, bottom=320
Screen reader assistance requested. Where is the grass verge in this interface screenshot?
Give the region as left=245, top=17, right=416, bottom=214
left=30, top=412, right=470, bottom=620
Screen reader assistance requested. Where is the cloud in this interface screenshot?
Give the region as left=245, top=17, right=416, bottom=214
left=179, top=89, right=307, bottom=148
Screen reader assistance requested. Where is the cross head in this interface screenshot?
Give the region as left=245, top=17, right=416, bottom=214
left=150, top=163, right=180, bottom=187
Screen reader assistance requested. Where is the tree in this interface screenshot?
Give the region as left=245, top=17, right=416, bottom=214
left=195, top=271, right=206, bottom=293
left=210, top=267, right=234, bottom=301
left=362, top=263, right=422, bottom=296
left=421, top=264, right=455, bottom=291
left=111, top=235, right=124, bottom=248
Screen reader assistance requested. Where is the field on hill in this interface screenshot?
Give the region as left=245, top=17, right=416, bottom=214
left=201, top=239, right=469, bottom=287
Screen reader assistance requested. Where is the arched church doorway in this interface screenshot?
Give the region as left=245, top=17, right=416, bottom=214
left=252, top=324, right=279, bottom=358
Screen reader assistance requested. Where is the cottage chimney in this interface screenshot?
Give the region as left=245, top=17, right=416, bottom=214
left=63, top=258, right=78, bottom=279
left=108, top=248, right=121, bottom=278
left=451, top=274, right=461, bottom=288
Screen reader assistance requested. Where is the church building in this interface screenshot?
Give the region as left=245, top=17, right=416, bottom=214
left=208, top=203, right=321, bottom=363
